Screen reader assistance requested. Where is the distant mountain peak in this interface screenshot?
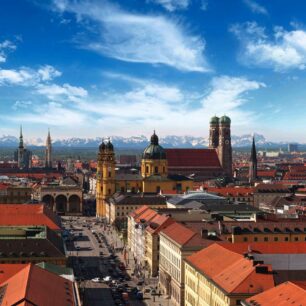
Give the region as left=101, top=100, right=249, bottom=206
left=0, top=133, right=292, bottom=148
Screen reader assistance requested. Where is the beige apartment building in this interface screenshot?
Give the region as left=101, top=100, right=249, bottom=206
left=159, top=222, right=208, bottom=306
left=184, top=243, right=274, bottom=306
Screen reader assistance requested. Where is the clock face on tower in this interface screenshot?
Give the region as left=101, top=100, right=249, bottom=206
left=225, top=140, right=229, bottom=145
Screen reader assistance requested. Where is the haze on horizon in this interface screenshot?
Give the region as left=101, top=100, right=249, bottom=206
left=0, top=0, right=306, bottom=143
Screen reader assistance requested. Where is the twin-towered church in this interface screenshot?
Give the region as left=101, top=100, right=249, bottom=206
left=96, top=115, right=233, bottom=218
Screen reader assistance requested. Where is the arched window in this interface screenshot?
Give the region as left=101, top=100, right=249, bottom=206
left=108, top=171, right=111, bottom=177
left=163, top=166, right=165, bottom=173
left=108, top=189, right=111, bottom=195
left=146, top=166, right=149, bottom=173
left=154, top=166, right=158, bottom=174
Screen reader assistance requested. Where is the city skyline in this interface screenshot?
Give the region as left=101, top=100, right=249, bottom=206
left=0, top=0, right=306, bottom=141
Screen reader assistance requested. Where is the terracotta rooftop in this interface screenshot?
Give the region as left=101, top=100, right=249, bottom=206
left=165, top=149, right=222, bottom=168
left=146, top=214, right=175, bottom=234
left=0, top=263, right=76, bottom=306
left=186, top=243, right=274, bottom=294
left=0, top=204, right=61, bottom=230
left=205, top=186, right=254, bottom=197
left=220, top=242, right=306, bottom=255
left=243, top=281, right=306, bottom=306
left=160, top=222, right=209, bottom=248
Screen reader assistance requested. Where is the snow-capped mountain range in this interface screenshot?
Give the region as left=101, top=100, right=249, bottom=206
left=0, top=133, right=293, bottom=148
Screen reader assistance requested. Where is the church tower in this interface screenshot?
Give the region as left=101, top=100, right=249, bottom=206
left=18, top=125, right=25, bottom=169
left=45, top=129, right=52, bottom=168
left=209, top=116, right=219, bottom=148
left=96, top=139, right=116, bottom=218
left=218, top=115, right=232, bottom=179
left=249, top=136, right=257, bottom=183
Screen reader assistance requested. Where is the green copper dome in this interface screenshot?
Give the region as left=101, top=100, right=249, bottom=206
left=220, top=115, right=231, bottom=125
left=210, top=116, right=219, bottom=124
left=143, top=131, right=166, bottom=160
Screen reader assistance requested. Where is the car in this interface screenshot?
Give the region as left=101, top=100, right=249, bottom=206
left=91, top=277, right=101, bottom=283
left=103, top=276, right=112, bottom=282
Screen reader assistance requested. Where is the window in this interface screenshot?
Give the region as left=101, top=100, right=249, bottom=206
left=285, top=237, right=289, bottom=241
left=254, top=237, right=258, bottom=242
left=146, top=166, right=149, bottom=173
left=163, top=166, right=165, bottom=173
left=108, top=171, right=111, bottom=177
left=108, top=189, right=111, bottom=195
left=243, top=237, right=248, bottom=242
left=154, top=166, right=158, bottom=174
left=274, top=237, right=278, bottom=242
left=294, top=237, right=299, bottom=241
left=264, top=237, right=268, bottom=241
left=156, top=186, right=161, bottom=193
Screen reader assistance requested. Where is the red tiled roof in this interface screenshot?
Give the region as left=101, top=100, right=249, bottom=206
left=0, top=264, right=76, bottom=306
left=219, top=242, right=306, bottom=255
left=0, top=204, right=61, bottom=230
left=186, top=244, right=274, bottom=294
left=129, top=205, right=150, bottom=218
left=0, top=264, right=27, bottom=284
left=160, top=222, right=198, bottom=246
left=205, top=186, right=254, bottom=197
left=257, top=170, right=277, bottom=178
left=245, top=281, right=306, bottom=306
left=146, top=215, right=175, bottom=234
left=165, top=149, right=221, bottom=168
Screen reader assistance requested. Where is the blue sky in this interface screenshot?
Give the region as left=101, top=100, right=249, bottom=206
left=0, top=0, right=306, bottom=141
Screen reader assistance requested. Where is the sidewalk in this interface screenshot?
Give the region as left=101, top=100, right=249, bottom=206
left=104, top=227, right=175, bottom=306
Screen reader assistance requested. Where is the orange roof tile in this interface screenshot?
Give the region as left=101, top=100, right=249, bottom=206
left=244, top=281, right=306, bottom=306
left=0, top=204, right=61, bottom=230
left=186, top=244, right=274, bottom=295
left=146, top=215, right=175, bottom=234
left=219, top=242, right=306, bottom=255
left=0, top=264, right=27, bottom=284
left=0, top=264, right=76, bottom=306
left=160, top=222, right=198, bottom=246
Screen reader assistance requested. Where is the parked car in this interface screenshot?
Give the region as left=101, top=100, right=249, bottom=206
left=91, top=277, right=101, bottom=283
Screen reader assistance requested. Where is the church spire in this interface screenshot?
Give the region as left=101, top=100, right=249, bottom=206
left=249, top=135, right=257, bottom=183
left=45, top=129, right=52, bottom=168
left=19, top=125, right=24, bottom=148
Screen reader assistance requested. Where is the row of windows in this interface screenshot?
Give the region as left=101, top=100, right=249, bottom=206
left=232, top=236, right=306, bottom=243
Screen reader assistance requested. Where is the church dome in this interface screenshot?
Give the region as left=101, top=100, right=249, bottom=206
left=99, top=142, right=106, bottom=152
left=220, top=115, right=231, bottom=125
left=143, top=131, right=166, bottom=160
left=210, top=116, right=219, bottom=124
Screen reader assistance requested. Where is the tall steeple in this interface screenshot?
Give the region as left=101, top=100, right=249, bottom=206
left=19, top=125, right=24, bottom=149
left=249, top=135, right=257, bottom=183
left=45, top=128, right=52, bottom=168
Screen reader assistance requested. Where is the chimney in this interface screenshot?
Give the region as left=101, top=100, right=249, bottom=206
left=255, top=266, right=269, bottom=274
left=201, top=229, right=208, bottom=239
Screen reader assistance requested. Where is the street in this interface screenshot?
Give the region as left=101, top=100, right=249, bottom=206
left=62, top=216, right=171, bottom=306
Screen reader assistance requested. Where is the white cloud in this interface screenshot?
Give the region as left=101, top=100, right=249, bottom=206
left=149, top=0, right=190, bottom=11
left=73, top=75, right=265, bottom=136
left=36, top=83, right=88, bottom=101
left=0, top=65, right=61, bottom=86
left=0, top=40, right=16, bottom=63
left=231, top=22, right=306, bottom=71
left=38, top=65, right=62, bottom=81
left=12, top=100, right=32, bottom=110
left=243, top=0, right=268, bottom=15
left=10, top=102, right=87, bottom=126
left=52, top=0, right=209, bottom=72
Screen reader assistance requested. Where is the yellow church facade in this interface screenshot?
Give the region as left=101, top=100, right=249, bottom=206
left=96, top=132, right=193, bottom=218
